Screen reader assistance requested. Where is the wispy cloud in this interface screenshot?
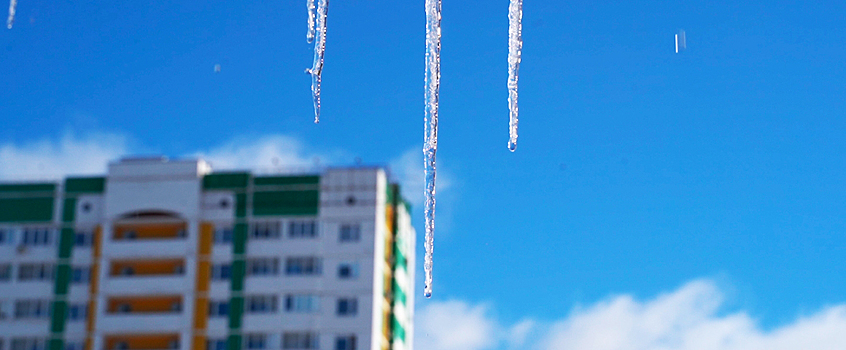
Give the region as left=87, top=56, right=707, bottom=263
left=390, top=146, right=445, bottom=205
left=0, top=131, right=129, bottom=180
left=415, top=300, right=499, bottom=350
left=0, top=131, right=344, bottom=180
left=197, top=134, right=328, bottom=173
left=415, top=279, right=846, bottom=350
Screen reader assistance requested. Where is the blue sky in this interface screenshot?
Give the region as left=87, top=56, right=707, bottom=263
left=3, top=1, right=846, bottom=348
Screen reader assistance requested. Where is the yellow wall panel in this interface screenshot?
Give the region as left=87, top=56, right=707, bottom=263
left=110, top=259, right=184, bottom=276
left=113, top=223, right=186, bottom=240
left=105, top=334, right=179, bottom=350
left=107, top=296, right=182, bottom=313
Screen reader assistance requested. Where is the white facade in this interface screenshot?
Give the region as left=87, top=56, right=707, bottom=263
left=0, top=158, right=414, bottom=350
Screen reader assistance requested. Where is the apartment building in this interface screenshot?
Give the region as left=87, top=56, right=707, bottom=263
left=0, top=157, right=414, bottom=350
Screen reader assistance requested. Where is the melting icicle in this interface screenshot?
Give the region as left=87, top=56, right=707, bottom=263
left=306, top=0, right=316, bottom=43
left=7, top=0, right=16, bottom=29
left=507, top=0, right=522, bottom=152
left=305, top=0, right=328, bottom=123
left=423, top=0, right=441, bottom=299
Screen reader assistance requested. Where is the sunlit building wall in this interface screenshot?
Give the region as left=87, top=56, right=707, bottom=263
left=0, top=158, right=415, bottom=350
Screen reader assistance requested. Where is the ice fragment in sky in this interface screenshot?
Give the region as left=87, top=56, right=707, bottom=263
left=306, top=0, right=316, bottom=43
left=305, top=0, right=328, bottom=123
left=7, top=0, right=16, bottom=29
left=675, top=29, right=686, bottom=53
left=423, top=0, right=441, bottom=299
left=507, top=0, right=522, bottom=152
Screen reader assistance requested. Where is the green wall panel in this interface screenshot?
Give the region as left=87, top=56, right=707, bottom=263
left=203, top=173, right=250, bottom=190
left=48, top=339, right=63, bottom=350
left=253, top=175, right=319, bottom=186
left=235, top=194, right=247, bottom=218
left=230, top=260, right=245, bottom=292
left=227, top=297, right=244, bottom=329
left=252, top=191, right=319, bottom=216
left=50, top=300, right=68, bottom=332
left=392, top=316, right=406, bottom=342
left=64, top=177, right=105, bottom=194
left=53, top=265, right=72, bottom=295
left=0, top=183, right=55, bottom=193
left=227, top=335, right=242, bottom=350
left=61, top=198, right=76, bottom=223
left=0, top=197, right=55, bottom=222
left=58, top=229, right=74, bottom=259
left=393, top=279, right=406, bottom=306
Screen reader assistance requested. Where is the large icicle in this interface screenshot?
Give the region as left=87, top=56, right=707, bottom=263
left=6, top=0, right=16, bottom=29
left=423, top=0, right=441, bottom=299
left=507, top=0, right=522, bottom=151
left=305, top=0, right=328, bottom=123
left=306, top=0, right=316, bottom=43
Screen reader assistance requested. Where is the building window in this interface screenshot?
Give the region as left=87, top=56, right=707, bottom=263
left=206, top=339, right=226, bottom=350
left=14, top=300, right=50, bottom=319
left=71, top=266, right=90, bottom=284
left=246, top=258, right=279, bottom=276
left=288, top=221, right=316, bottom=239
left=213, top=226, right=233, bottom=244
left=251, top=222, right=281, bottom=239
left=244, top=334, right=267, bottom=350
left=73, top=232, right=93, bottom=247
left=67, top=304, right=88, bottom=321
left=245, top=295, right=277, bottom=314
left=0, top=228, right=10, bottom=245
left=339, top=224, right=360, bottom=243
left=17, top=263, right=54, bottom=282
left=285, top=257, right=321, bottom=276
left=11, top=338, right=46, bottom=350
left=334, top=335, right=356, bottom=350
left=124, top=230, right=137, bottom=240
left=337, top=263, right=358, bottom=280
left=21, top=228, right=52, bottom=246
left=117, top=303, right=131, bottom=313
left=208, top=300, right=229, bottom=317
left=284, top=295, right=320, bottom=313
left=335, top=298, right=357, bottom=317
left=282, top=332, right=318, bottom=350
left=0, top=264, right=11, bottom=281
left=64, top=341, right=84, bottom=350
left=211, top=263, right=231, bottom=280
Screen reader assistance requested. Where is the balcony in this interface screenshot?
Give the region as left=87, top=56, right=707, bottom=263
left=106, top=239, right=190, bottom=258
left=102, top=275, right=189, bottom=295
left=113, top=222, right=187, bottom=241
left=103, top=334, right=180, bottom=350
left=98, top=313, right=184, bottom=333
left=101, top=295, right=185, bottom=333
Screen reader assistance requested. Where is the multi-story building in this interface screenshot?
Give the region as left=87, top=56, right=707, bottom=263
left=0, top=158, right=415, bottom=350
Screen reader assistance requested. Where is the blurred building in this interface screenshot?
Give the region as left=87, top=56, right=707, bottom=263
left=0, top=158, right=415, bottom=350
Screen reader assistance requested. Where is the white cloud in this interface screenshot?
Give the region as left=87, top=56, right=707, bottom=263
left=0, top=132, right=129, bottom=180
left=415, top=279, right=846, bottom=350
left=415, top=300, right=499, bottom=350
left=197, top=135, right=326, bottom=173
left=0, top=132, right=340, bottom=181
left=507, top=319, right=536, bottom=348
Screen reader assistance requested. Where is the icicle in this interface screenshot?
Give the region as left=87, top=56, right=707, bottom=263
left=423, top=0, right=441, bottom=299
left=305, top=0, right=328, bottom=123
left=507, top=0, right=522, bottom=152
left=7, top=0, right=16, bottom=29
left=306, top=0, right=316, bottom=43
